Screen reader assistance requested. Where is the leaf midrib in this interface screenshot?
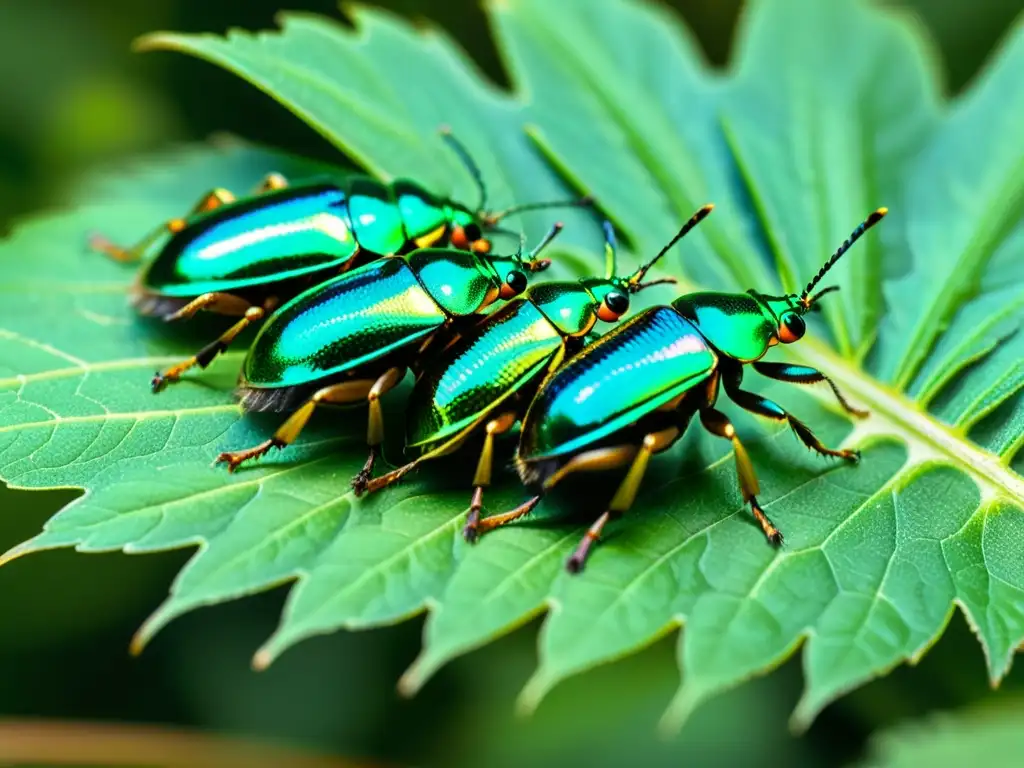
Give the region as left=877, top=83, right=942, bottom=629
left=795, top=338, right=1024, bottom=501
left=660, top=272, right=1024, bottom=504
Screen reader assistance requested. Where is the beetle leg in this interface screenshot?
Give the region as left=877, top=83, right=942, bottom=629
left=152, top=304, right=270, bottom=393
left=462, top=411, right=519, bottom=542
left=358, top=459, right=420, bottom=496
left=350, top=367, right=407, bottom=494
left=217, top=379, right=376, bottom=472
left=254, top=172, right=288, bottom=193
left=88, top=188, right=236, bottom=263
left=567, top=428, right=681, bottom=572
left=752, top=361, right=868, bottom=418
left=698, top=407, right=783, bottom=545
left=164, top=291, right=258, bottom=322
left=473, top=495, right=541, bottom=536
left=724, top=367, right=860, bottom=463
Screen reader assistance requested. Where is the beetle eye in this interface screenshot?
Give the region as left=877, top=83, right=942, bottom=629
left=597, top=290, right=629, bottom=322
left=463, top=223, right=483, bottom=242
left=606, top=291, right=629, bottom=314
left=450, top=225, right=469, bottom=250
left=779, top=312, right=806, bottom=344
left=504, top=270, right=528, bottom=295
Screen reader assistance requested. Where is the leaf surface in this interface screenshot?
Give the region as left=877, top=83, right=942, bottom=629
left=1, top=0, right=1022, bottom=731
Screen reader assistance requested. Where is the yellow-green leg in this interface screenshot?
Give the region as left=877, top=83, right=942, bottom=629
left=350, top=367, right=407, bottom=493
left=151, top=294, right=280, bottom=392
left=698, top=406, right=783, bottom=545
left=89, top=187, right=236, bottom=263
left=216, top=373, right=387, bottom=472
left=460, top=411, right=518, bottom=542
left=163, top=291, right=260, bottom=323
left=90, top=172, right=288, bottom=263
left=152, top=303, right=265, bottom=392
left=562, top=427, right=679, bottom=573
left=473, top=495, right=541, bottom=537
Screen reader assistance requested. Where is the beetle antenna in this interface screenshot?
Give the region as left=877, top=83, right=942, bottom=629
left=634, top=277, right=678, bottom=290
left=800, top=208, right=887, bottom=307
left=485, top=195, right=595, bottom=225
left=522, top=221, right=564, bottom=272
left=439, top=125, right=487, bottom=214
left=807, top=285, right=841, bottom=310
left=602, top=220, right=617, bottom=280
left=627, top=204, right=713, bottom=291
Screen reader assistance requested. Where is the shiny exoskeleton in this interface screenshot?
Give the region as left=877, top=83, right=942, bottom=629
left=356, top=207, right=714, bottom=534
left=470, top=209, right=888, bottom=573
left=92, top=129, right=588, bottom=392
left=214, top=224, right=564, bottom=487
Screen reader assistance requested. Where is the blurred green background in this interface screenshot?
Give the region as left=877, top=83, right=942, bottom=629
left=0, top=1, right=1021, bottom=766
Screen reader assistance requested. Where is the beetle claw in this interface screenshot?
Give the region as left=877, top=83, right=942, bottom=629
left=350, top=469, right=371, bottom=496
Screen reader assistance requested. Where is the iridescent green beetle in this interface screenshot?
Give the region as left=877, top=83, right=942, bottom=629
left=469, top=209, right=887, bottom=573
left=92, top=130, right=587, bottom=392
left=357, top=206, right=714, bottom=535
left=214, top=224, right=564, bottom=486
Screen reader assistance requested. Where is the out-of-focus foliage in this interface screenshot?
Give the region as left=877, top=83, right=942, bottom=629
left=0, top=1, right=1021, bottom=766
left=2, top=0, right=1023, bottom=738
left=864, top=701, right=1024, bottom=767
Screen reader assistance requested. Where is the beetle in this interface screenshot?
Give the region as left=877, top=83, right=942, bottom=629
left=465, top=208, right=887, bottom=573
left=356, top=206, right=715, bottom=537
left=213, top=223, right=564, bottom=487
left=91, top=129, right=588, bottom=392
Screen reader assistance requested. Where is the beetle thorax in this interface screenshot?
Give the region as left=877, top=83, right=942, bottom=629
left=671, top=291, right=779, bottom=363
left=528, top=281, right=600, bottom=337
left=407, top=248, right=498, bottom=317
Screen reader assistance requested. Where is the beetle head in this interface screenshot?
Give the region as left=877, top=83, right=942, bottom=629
left=752, top=208, right=888, bottom=347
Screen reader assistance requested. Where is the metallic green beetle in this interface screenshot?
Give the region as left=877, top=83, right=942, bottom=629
left=214, top=224, right=564, bottom=486
left=357, top=206, right=714, bottom=535
left=92, top=130, right=587, bottom=392
left=467, top=208, right=887, bottom=573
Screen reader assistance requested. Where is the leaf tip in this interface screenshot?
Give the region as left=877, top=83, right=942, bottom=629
left=131, top=32, right=177, bottom=54
left=514, top=673, right=549, bottom=717
left=659, top=686, right=700, bottom=737
left=251, top=647, right=274, bottom=672
left=128, top=628, right=148, bottom=657
left=396, top=669, right=420, bottom=699
left=0, top=541, right=33, bottom=568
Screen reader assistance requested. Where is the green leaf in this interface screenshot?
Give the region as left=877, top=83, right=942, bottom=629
left=863, top=701, right=1024, bottom=767
left=2, top=0, right=1023, bottom=733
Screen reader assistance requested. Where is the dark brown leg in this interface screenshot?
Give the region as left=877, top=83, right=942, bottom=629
left=724, top=366, right=860, bottom=463
left=752, top=361, right=868, bottom=418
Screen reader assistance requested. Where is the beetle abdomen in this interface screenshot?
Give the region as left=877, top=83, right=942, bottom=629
left=407, top=300, right=563, bottom=451
left=140, top=184, right=359, bottom=297
left=242, top=257, right=446, bottom=389
left=517, top=306, right=717, bottom=463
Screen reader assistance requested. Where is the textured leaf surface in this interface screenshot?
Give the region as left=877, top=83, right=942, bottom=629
left=1, top=0, right=1023, bottom=732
